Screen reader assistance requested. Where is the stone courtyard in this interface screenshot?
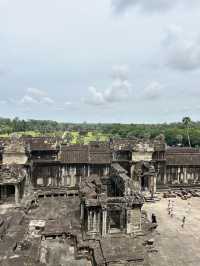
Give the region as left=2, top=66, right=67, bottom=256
left=144, top=196, right=200, bottom=266
left=1, top=194, right=200, bottom=265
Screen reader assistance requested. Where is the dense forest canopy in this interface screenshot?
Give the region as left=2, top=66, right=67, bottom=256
left=0, top=117, right=200, bottom=147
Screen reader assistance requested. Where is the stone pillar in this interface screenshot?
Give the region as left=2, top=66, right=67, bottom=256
left=191, top=171, right=194, bottom=182
left=167, top=171, right=170, bottom=184
left=177, top=167, right=180, bottom=184
left=104, top=166, right=109, bottom=176
left=184, top=167, right=187, bottom=184
left=74, top=166, right=77, bottom=186
left=72, top=175, right=75, bottom=187
left=102, top=209, right=107, bottom=237
left=126, top=208, right=131, bottom=234
left=15, top=184, right=20, bottom=204
left=153, top=175, right=157, bottom=194
left=80, top=203, right=84, bottom=220
left=163, top=167, right=167, bottom=185
left=120, top=211, right=124, bottom=232
left=97, top=211, right=101, bottom=233
left=88, top=210, right=92, bottom=231
left=83, top=165, right=86, bottom=177
left=93, top=211, right=97, bottom=232
left=88, top=165, right=90, bottom=177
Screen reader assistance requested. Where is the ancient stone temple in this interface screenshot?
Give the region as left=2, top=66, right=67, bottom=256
left=1, top=135, right=200, bottom=265
left=59, top=142, right=111, bottom=188
left=131, top=141, right=157, bottom=194
left=27, top=137, right=60, bottom=188
left=80, top=164, right=144, bottom=237
left=153, top=142, right=200, bottom=188
left=3, top=138, right=28, bottom=165
left=0, top=165, right=26, bottom=204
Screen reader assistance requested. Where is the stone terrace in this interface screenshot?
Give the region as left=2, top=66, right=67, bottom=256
left=143, top=197, right=200, bottom=266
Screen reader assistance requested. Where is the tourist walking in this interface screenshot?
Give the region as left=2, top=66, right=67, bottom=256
left=181, top=216, right=186, bottom=228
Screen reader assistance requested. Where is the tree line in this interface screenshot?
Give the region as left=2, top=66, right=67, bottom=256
left=0, top=116, right=198, bottom=147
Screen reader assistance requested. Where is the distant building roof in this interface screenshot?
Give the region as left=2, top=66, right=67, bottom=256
left=4, top=141, right=26, bottom=154
left=60, top=144, right=88, bottom=164
left=166, top=147, right=200, bottom=166
left=23, top=137, right=59, bottom=151
left=111, top=139, right=137, bottom=151
left=60, top=142, right=112, bottom=164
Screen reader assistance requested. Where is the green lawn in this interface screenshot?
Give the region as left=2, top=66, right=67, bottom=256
left=0, top=130, right=109, bottom=144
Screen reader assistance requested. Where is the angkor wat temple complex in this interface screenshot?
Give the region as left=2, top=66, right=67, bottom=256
left=0, top=135, right=200, bottom=265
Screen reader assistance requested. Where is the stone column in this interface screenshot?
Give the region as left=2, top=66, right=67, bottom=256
left=126, top=208, right=131, bottom=234
left=191, top=171, right=194, bottom=182
left=120, top=211, right=124, bottom=232
left=15, top=184, right=20, bottom=204
left=93, top=211, right=97, bottom=232
left=153, top=175, right=157, bottom=194
left=177, top=167, right=180, bottom=184
left=163, top=167, right=167, bottom=185
left=88, top=210, right=92, bottom=232
left=184, top=167, right=187, bottom=184
left=88, top=165, right=90, bottom=177
left=74, top=166, right=77, bottom=186
left=83, top=165, right=86, bottom=177
left=102, top=209, right=107, bottom=237
left=97, top=211, right=101, bottom=233
left=80, top=203, right=84, bottom=220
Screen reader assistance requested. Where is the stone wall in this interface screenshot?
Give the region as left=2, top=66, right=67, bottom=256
left=126, top=208, right=141, bottom=234
left=3, top=153, right=28, bottom=165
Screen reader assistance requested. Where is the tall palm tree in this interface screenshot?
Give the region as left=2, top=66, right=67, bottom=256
left=182, top=117, right=191, bottom=147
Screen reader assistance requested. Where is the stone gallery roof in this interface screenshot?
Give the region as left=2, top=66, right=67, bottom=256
left=60, top=144, right=88, bottom=164
left=4, top=141, right=26, bottom=154
left=89, top=142, right=112, bottom=164
left=0, top=165, right=26, bottom=184
left=106, top=193, right=144, bottom=206
left=166, top=147, right=200, bottom=166
left=154, top=142, right=166, bottom=152
left=60, top=142, right=112, bottom=164
left=24, top=137, right=59, bottom=151
left=111, top=138, right=137, bottom=151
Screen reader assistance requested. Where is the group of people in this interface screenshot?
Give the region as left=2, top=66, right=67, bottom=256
left=167, top=199, right=190, bottom=228
left=168, top=199, right=175, bottom=217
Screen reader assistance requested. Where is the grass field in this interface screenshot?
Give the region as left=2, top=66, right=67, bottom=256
left=0, top=131, right=109, bottom=144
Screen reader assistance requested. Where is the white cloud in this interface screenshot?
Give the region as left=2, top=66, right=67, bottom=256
left=20, top=88, right=54, bottom=105
left=27, top=87, right=46, bottom=97
left=163, top=25, right=200, bottom=71
left=20, top=95, right=38, bottom=104
left=111, top=65, right=129, bottom=81
left=86, top=87, right=106, bottom=105
left=41, top=97, right=54, bottom=104
left=85, top=65, right=132, bottom=106
left=142, top=81, right=163, bottom=100
left=111, top=0, right=197, bottom=14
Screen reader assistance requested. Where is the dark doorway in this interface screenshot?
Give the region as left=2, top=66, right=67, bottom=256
left=7, top=185, right=15, bottom=201
left=141, top=176, right=149, bottom=191
left=0, top=185, right=15, bottom=203
left=109, top=211, right=121, bottom=233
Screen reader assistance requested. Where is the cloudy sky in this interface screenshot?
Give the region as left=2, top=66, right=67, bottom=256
left=0, top=0, right=200, bottom=123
